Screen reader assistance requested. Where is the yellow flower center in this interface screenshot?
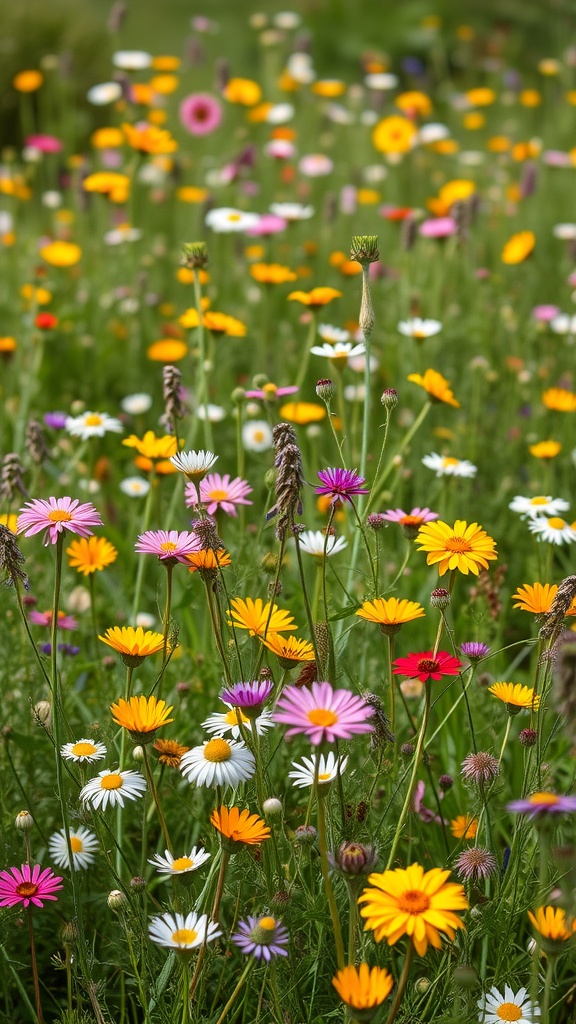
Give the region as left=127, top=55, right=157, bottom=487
left=160, top=541, right=178, bottom=552
left=72, top=742, right=97, bottom=757
left=397, top=889, right=431, bottom=914
left=85, top=414, right=103, bottom=426
left=227, top=213, right=241, bottom=222
left=442, top=457, right=459, bottom=467
left=224, top=709, right=249, bottom=726
left=496, top=1004, right=522, bottom=1022
left=529, top=793, right=559, bottom=805
left=48, top=509, right=73, bottom=523
left=252, top=429, right=265, bottom=443
left=70, top=837, right=83, bottom=852
left=262, top=383, right=278, bottom=394
left=171, top=857, right=194, bottom=871
left=207, top=489, right=229, bottom=501
left=204, top=738, right=232, bottom=762
left=259, top=916, right=276, bottom=930
left=171, top=928, right=198, bottom=945
left=318, top=772, right=332, bottom=781
left=444, top=537, right=471, bottom=553
left=101, top=773, right=123, bottom=790
left=548, top=517, right=566, bottom=529
left=16, top=881, right=38, bottom=898
left=307, top=709, right=338, bottom=727
left=530, top=496, right=548, bottom=505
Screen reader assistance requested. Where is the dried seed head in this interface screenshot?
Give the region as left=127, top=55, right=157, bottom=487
left=362, top=692, right=395, bottom=747
left=0, top=524, right=29, bottom=590
left=161, top=365, right=186, bottom=432
left=0, top=453, right=27, bottom=504
left=25, top=420, right=49, bottom=465
left=539, top=576, right=576, bottom=645
left=266, top=424, right=304, bottom=540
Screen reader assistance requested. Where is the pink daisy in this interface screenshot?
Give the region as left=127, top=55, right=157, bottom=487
left=185, top=473, right=253, bottom=517
left=0, top=863, right=63, bottom=908
left=29, top=609, right=78, bottom=630
left=273, top=681, right=374, bottom=745
left=179, top=93, right=222, bottom=136
left=382, top=507, right=439, bottom=524
left=135, top=529, right=202, bottom=563
left=316, top=468, right=369, bottom=505
left=17, top=497, right=102, bottom=546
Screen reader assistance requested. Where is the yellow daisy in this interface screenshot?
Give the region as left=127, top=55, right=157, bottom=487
left=110, top=695, right=174, bottom=743
left=416, top=520, right=497, bottom=576
left=488, top=681, right=540, bottom=713
left=332, top=964, right=394, bottom=1012
left=227, top=597, right=296, bottom=637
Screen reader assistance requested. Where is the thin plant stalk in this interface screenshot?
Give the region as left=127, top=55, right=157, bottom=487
left=213, top=960, right=254, bottom=1024
left=27, top=909, right=43, bottom=1024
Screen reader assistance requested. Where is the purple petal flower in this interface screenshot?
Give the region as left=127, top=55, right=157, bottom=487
left=507, top=793, right=576, bottom=817
left=273, top=681, right=373, bottom=745
left=220, top=680, right=274, bottom=709
left=460, top=641, right=491, bottom=661
left=18, top=497, right=102, bottom=546
left=316, top=468, right=369, bottom=505
left=232, top=915, right=289, bottom=961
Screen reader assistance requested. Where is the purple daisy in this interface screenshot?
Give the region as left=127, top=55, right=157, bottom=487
left=135, top=529, right=202, bottom=564
left=507, top=792, right=576, bottom=817
left=179, top=93, right=222, bottom=136
left=185, top=473, right=253, bottom=517
left=460, top=641, right=491, bottom=661
left=220, top=680, right=274, bottom=710
left=316, top=468, right=369, bottom=505
left=454, top=847, right=497, bottom=882
left=273, top=681, right=374, bottom=745
left=30, top=609, right=77, bottom=630
left=232, top=915, right=289, bottom=961
left=17, top=497, right=102, bottom=546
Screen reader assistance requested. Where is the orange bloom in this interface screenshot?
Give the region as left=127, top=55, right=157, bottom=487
left=223, top=78, right=262, bottom=106
left=502, top=231, right=535, bottom=265
left=288, top=287, right=342, bottom=307
left=250, top=263, right=297, bottom=284
left=542, top=387, right=576, bottom=412
left=529, top=440, right=562, bottom=459
left=407, top=369, right=460, bottom=408
left=122, top=122, right=177, bottom=154
left=211, top=806, right=270, bottom=846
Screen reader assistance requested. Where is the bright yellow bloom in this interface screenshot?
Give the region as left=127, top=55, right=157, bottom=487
left=311, top=79, right=346, bottom=98
left=150, top=74, right=179, bottom=95
left=177, top=186, right=210, bottom=203
left=66, top=536, right=118, bottom=576
left=122, top=122, right=178, bottom=154
left=0, top=337, right=17, bottom=354
left=210, top=806, right=270, bottom=846
left=13, top=70, right=43, bottom=92
left=152, top=55, right=181, bottom=72
left=228, top=597, right=296, bottom=637
left=224, top=78, right=262, bottom=106
left=529, top=440, right=562, bottom=459
left=122, top=431, right=180, bottom=460
left=20, top=284, right=52, bottom=306
left=356, top=597, right=426, bottom=634
left=279, top=401, right=326, bottom=424
left=528, top=906, right=576, bottom=943
left=359, top=863, right=468, bottom=957
left=0, top=513, right=18, bottom=532
left=502, top=230, right=535, bottom=265
left=40, top=241, right=82, bottom=267
left=288, top=287, right=342, bottom=307
left=147, top=339, right=188, bottom=362
left=520, top=89, right=541, bottom=107
left=250, top=263, right=297, bottom=284
left=260, top=633, right=315, bottom=663
left=463, top=112, right=485, bottom=130
left=512, top=582, right=557, bottom=614
left=203, top=311, right=247, bottom=337
left=99, top=626, right=167, bottom=666
left=450, top=815, right=478, bottom=840
left=91, top=127, right=124, bottom=149
left=488, top=681, right=540, bottom=711
left=542, top=387, right=576, bottom=412
left=465, top=87, right=496, bottom=106
left=416, top=520, right=498, bottom=577
left=395, top=90, right=432, bottom=116
left=83, top=172, right=130, bottom=202
left=111, top=695, right=173, bottom=739
left=332, top=964, right=394, bottom=1012
left=187, top=548, right=232, bottom=571
left=407, top=369, right=460, bottom=408
left=372, top=115, right=417, bottom=155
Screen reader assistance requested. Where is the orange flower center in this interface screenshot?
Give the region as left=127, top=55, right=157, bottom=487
left=16, top=881, right=38, bottom=898
left=307, top=709, right=338, bottom=727
left=160, top=541, right=178, bottom=552
left=47, top=509, right=73, bottom=523
left=442, top=457, right=459, bottom=467
left=400, top=515, right=423, bottom=526
left=397, top=889, right=430, bottom=914
left=72, top=742, right=97, bottom=757
left=101, top=773, right=123, bottom=790
left=259, top=916, right=276, bottom=930
left=318, top=772, right=332, bottom=781
left=496, top=1004, right=522, bottom=1021
left=444, top=537, right=471, bottom=552
left=171, top=928, right=197, bottom=945
left=171, top=857, right=194, bottom=871
left=529, top=793, right=559, bottom=805
left=547, top=517, right=566, bottom=529
left=418, top=659, right=438, bottom=673
left=204, top=738, right=232, bottom=762
left=207, top=489, right=228, bottom=501
left=70, top=837, right=83, bottom=852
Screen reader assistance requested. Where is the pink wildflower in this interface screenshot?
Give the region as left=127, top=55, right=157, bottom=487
left=17, top=497, right=102, bottom=546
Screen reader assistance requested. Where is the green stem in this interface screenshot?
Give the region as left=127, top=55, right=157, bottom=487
left=386, top=685, right=431, bottom=870
left=193, top=273, right=212, bottom=451
left=143, top=745, right=173, bottom=853
left=130, top=469, right=156, bottom=624
left=370, top=401, right=432, bottom=511
left=27, top=909, right=43, bottom=1024
left=161, top=560, right=174, bottom=677
left=384, top=942, right=415, bottom=1024
left=181, top=958, right=190, bottom=1024
left=316, top=781, right=345, bottom=969
left=295, top=312, right=317, bottom=390
left=213, top=960, right=254, bottom=1024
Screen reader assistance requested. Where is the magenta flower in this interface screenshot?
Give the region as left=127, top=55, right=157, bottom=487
left=316, top=468, right=369, bottom=505
left=460, top=641, right=490, bottom=661
left=273, top=681, right=373, bottom=745
left=392, top=650, right=463, bottom=683
left=232, top=915, right=289, bottom=960
left=185, top=473, right=253, bottom=517
left=419, top=217, right=457, bottom=239
left=454, top=848, right=497, bottom=882
left=531, top=304, right=560, bottom=323
left=135, top=529, right=202, bottom=564
left=246, top=214, right=288, bottom=236
left=220, top=679, right=274, bottom=709
left=382, top=507, right=438, bottom=524
left=0, top=864, right=63, bottom=908
left=245, top=384, right=299, bottom=401
left=29, top=609, right=78, bottom=630
left=179, top=93, right=222, bottom=136
left=17, top=497, right=102, bottom=546
left=26, top=134, right=62, bottom=154
left=507, top=793, right=576, bottom=817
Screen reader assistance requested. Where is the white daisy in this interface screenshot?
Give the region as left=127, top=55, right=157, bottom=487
left=205, top=208, right=260, bottom=234
left=242, top=420, right=273, bottom=452
left=477, top=984, right=540, bottom=1023
left=266, top=102, right=295, bottom=124
left=104, top=227, right=142, bottom=246
left=397, top=318, right=443, bottom=339
left=49, top=826, right=98, bottom=870
left=269, top=202, right=315, bottom=221
left=80, top=769, right=147, bottom=810
left=317, top=324, right=350, bottom=344
left=120, top=393, right=153, bottom=415
left=296, top=530, right=348, bottom=558
left=310, top=341, right=366, bottom=365
left=344, top=384, right=367, bottom=402
left=149, top=911, right=221, bottom=951
left=169, top=449, right=218, bottom=480
left=288, top=751, right=348, bottom=789
left=550, top=314, right=576, bottom=335
left=202, top=706, right=274, bottom=739
left=421, top=453, right=478, bottom=478
left=527, top=516, right=576, bottom=545
left=180, top=738, right=255, bottom=788
left=148, top=847, right=211, bottom=876
left=553, top=223, right=576, bottom=240
left=364, top=72, right=399, bottom=90
left=112, top=50, right=153, bottom=71
left=196, top=404, right=226, bottom=422
left=65, top=412, right=123, bottom=440
left=86, top=82, right=123, bottom=105
left=508, top=495, right=570, bottom=519
left=119, top=477, right=151, bottom=497
left=61, top=738, right=107, bottom=764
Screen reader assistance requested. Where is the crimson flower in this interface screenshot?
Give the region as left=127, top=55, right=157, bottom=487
left=392, top=649, right=463, bottom=682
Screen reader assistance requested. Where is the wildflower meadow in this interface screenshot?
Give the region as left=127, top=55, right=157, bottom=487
left=2, top=1, right=576, bottom=1022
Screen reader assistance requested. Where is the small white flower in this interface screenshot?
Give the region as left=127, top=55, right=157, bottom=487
left=149, top=911, right=221, bottom=951
left=61, top=738, right=107, bottom=763
left=104, top=226, right=142, bottom=245
left=202, top=706, right=274, bottom=739
left=397, top=318, right=443, bottom=339
left=87, top=82, right=123, bottom=105
left=65, top=411, right=123, bottom=440
left=297, top=530, right=348, bottom=557
left=242, top=420, right=273, bottom=452
left=422, top=453, right=478, bottom=478
left=80, top=769, right=147, bottom=810
left=326, top=103, right=355, bottom=125
left=49, top=827, right=98, bottom=870
left=148, top=847, right=211, bottom=876
left=317, top=324, right=350, bottom=344
left=269, top=202, right=314, bottom=221
left=551, top=313, right=576, bottom=334
left=288, top=751, right=348, bottom=789
left=41, top=191, right=62, bottom=209
left=364, top=72, right=399, bottom=90
left=509, top=495, right=570, bottom=519
left=527, top=516, right=576, bottom=545
left=112, top=50, right=153, bottom=71
left=266, top=103, right=294, bottom=124
left=205, top=207, right=261, bottom=233
left=135, top=612, right=156, bottom=629
left=344, top=384, right=367, bottom=402
left=310, top=341, right=366, bottom=363
left=180, top=738, right=255, bottom=788
left=120, top=393, right=153, bottom=415
left=0, top=211, right=14, bottom=234
left=196, top=404, right=226, bottom=422
left=119, top=477, right=151, bottom=497
left=170, top=449, right=218, bottom=479
left=417, top=123, right=450, bottom=144
left=274, top=11, right=301, bottom=28
left=553, top=223, right=576, bottom=240
left=477, top=984, right=540, bottom=1023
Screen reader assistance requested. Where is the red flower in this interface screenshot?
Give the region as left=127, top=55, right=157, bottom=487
left=35, top=312, right=58, bottom=330
left=392, top=649, right=462, bottom=682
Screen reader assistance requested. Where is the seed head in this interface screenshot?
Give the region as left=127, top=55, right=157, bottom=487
left=461, top=751, right=500, bottom=784
left=350, top=235, right=379, bottom=265
left=180, top=241, right=208, bottom=269
left=454, top=847, right=497, bottom=882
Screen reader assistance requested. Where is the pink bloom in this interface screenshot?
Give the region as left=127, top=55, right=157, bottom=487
left=244, top=384, right=299, bottom=401
left=135, top=530, right=202, bottom=563
left=273, top=681, right=374, bottom=745
left=382, top=507, right=439, bottom=524
left=246, top=214, right=288, bottom=236
left=17, top=497, right=102, bottom=546
left=419, top=217, right=457, bottom=239
left=179, top=93, right=222, bottom=136
left=411, top=780, right=447, bottom=825
left=531, top=304, right=559, bottom=322
left=25, top=134, right=62, bottom=154
left=0, top=863, right=63, bottom=908
left=29, top=609, right=78, bottom=630
left=185, top=473, right=253, bottom=516
left=265, top=139, right=295, bottom=160
left=316, top=468, right=369, bottom=505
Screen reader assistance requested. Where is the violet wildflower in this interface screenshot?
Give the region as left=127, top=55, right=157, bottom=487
left=460, top=641, right=491, bottom=661
left=461, top=752, right=500, bottom=785
left=220, top=680, right=274, bottom=717
left=232, top=915, right=289, bottom=961
left=454, top=847, right=497, bottom=882
left=315, top=467, right=369, bottom=505
left=507, top=793, right=576, bottom=817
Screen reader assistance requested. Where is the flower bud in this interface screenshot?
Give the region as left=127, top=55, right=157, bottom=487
left=367, top=513, right=387, bottom=531
left=33, top=700, right=52, bottom=731
left=107, top=889, right=129, bottom=911
left=316, top=378, right=336, bottom=403
left=519, top=728, right=537, bottom=747
left=15, top=810, right=34, bottom=831
left=180, top=241, right=208, bottom=269
left=333, top=841, right=378, bottom=877
left=132, top=745, right=145, bottom=761
left=130, top=876, right=147, bottom=892
left=380, top=388, right=398, bottom=409
left=453, top=965, right=479, bottom=990
left=263, top=797, right=283, bottom=818
left=293, top=824, right=317, bottom=847
left=431, top=587, right=451, bottom=610
left=231, top=387, right=247, bottom=405
left=414, top=978, right=431, bottom=994
left=439, top=773, right=453, bottom=791
left=61, top=920, right=78, bottom=944
left=350, top=234, right=379, bottom=265
left=401, top=742, right=415, bottom=758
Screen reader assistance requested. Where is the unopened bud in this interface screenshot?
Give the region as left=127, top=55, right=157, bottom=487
left=431, top=587, right=451, bottom=610
left=333, top=841, right=378, bottom=877
left=180, top=241, right=208, bottom=269
left=61, top=920, right=78, bottom=943
left=231, top=387, right=247, bottom=405
left=453, top=965, right=479, bottom=990
left=350, top=234, right=379, bottom=265
left=316, top=378, right=336, bottom=403
left=380, top=388, right=398, bottom=409
left=132, top=745, right=145, bottom=761
left=414, top=978, right=431, bottom=994
left=130, top=876, right=147, bottom=892
left=107, top=889, right=129, bottom=911
left=263, top=797, right=283, bottom=818
left=367, top=513, right=387, bottom=531
left=293, top=824, right=317, bottom=847
left=439, top=774, right=453, bottom=791
left=15, top=810, right=34, bottom=831
left=33, top=700, right=52, bottom=731
left=518, top=728, right=537, bottom=747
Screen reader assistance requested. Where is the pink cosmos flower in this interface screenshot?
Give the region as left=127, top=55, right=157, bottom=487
left=185, top=473, right=253, bottom=516
left=26, top=134, right=63, bottom=154
left=273, top=681, right=374, bottom=745
left=0, top=863, right=63, bottom=908
left=29, top=609, right=78, bottom=630
left=244, top=384, right=299, bottom=401
left=246, top=214, right=288, bottom=236
left=531, top=305, right=559, bottom=323
left=135, top=529, right=202, bottom=563
left=179, top=93, right=222, bottom=136
left=382, top=507, right=439, bottom=525
left=419, top=217, right=457, bottom=239
left=17, top=497, right=103, bottom=546
left=316, top=468, right=369, bottom=505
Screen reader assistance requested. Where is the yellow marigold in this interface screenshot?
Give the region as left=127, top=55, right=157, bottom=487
left=228, top=597, right=296, bottom=637
left=66, top=536, right=118, bottom=576
left=40, top=241, right=82, bottom=268
left=223, top=77, right=262, bottom=106
left=177, top=185, right=210, bottom=203
left=416, top=520, right=498, bottom=577
left=407, top=369, right=460, bottom=408
left=110, top=695, right=174, bottom=740
left=512, top=582, right=557, bottom=614
left=260, top=633, right=315, bottom=663
left=13, top=70, right=43, bottom=92
left=187, top=548, right=231, bottom=572
left=0, top=337, right=17, bottom=354
left=288, top=287, right=342, bottom=307
left=311, top=79, right=346, bottom=98
left=150, top=74, right=179, bottom=95
left=247, top=102, right=273, bottom=123
left=99, top=626, right=168, bottom=666
left=528, top=906, right=576, bottom=945
left=122, top=431, right=180, bottom=460
left=428, top=179, right=476, bottom=217
left=488, top=681, right=540, bottom=712
left=279, top=401, right=326, bottom=424
left=542, top=387, right=576, bottom=412
left=20, top=284, right=52, bottom=306
left=465, top=87, right=496, bottom=106
left=372, top=115, right=417, bottom=155
left=356, top=597, right=426, bottom=636
left=332, top=964, right=394, bottom=1012
left=501, top=230, right=535, bottom=265
left=204, top=311, right=247, bottom=337
left=359, top=863, right=468, bottom=957
left=487, top=135, right=511, bottom=153
left=529, top=440, right=561, bottom=459
left=520, top=89, right=541, bottom=107
left=83, top=172, right=130, bottom=202
left=0, top=513, right=18, bottom=532
left=152, top=55, right=181, bottom=72
left=450, top=815, right=478, bottom=840
left=250, top=263, right=297, bottom=284
left=395, top=90, right=432, bottom=116
left=210, top=806, right=270, bottom=846
left=131, top=83, right=153, bottom=106
left=91, top=127, right=124, bottom=149
left=147, top=339, right=188, bottom=362
left=122, top=122, right=178, bottom=154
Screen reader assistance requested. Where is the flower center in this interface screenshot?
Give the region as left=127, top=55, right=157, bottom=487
left=444, top=537, right=471, bottom=552
left=496, top=1003, right=522, bottom=1022
left=47, top=509, right=73, bottom=523
left=397, top=889, right=431, bottom=914
left=224, top=709, right=249, bottom=726
left=15, top=881, right=38, bottom=898
left=307, top=709, right=338, bottom=727
left=160, top=541, right=178, bottom=552
left=529, top=793, right=559, bottom=805
left=530, top=496, right=548, bottom=505
left=400, top=515, right=422, bottom=526
left=548, top=517, right=566, bottom=529
left=259, top=916, right=276, bottom=930
left=252, top=430, right=265, bottom=443
left=227, top=213, right=242, bottom=222
left=204, top=738, right=232, bottom=762
left=417, top=659, right=439, bottom=673
left=262, top=383, right=278, bottom=394
left=318, top=772, right=332, bottom=781
left=171, top=928, right=198, bottom=946
left=442, top=457, right=459, bottom=467
left=72, top=741, right=97, bottom=757
left=101, top=773, right=123, bottom=790
left=70, top=837, right=83, bottom=852
left=207, top=489, right=228, bottom=501
left=85, top=414, right=102, bottom=426
left=171, top=857, right=194, bottom=871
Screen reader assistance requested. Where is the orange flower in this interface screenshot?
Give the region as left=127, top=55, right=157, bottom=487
left=122, top=431, right=180, bottom=460
left=83, top=172, right=130, bottom=202
left=122, top=122, right=177, bottom=154
left=465, top=87, right=496, bottom=107
left=372, top=115, right=417, bottom=155
left=223, top=78, right=262, bottom=106
left=177, top=186, right=210, bottom=203
left=91, top=127, right=124, bottom=149
left=502, top=230, right=535, bottom=264
left=450, top=815, right=478, bottom=840
left=211, top=806, right=271, bottom=847
left=529, top=440, right=561, bottom=459
left=250, top=263, right=297, bottom=284
left=279, top=401, right=326, bottom=424
left=288, top=287, right=342, bottom=307
left=542, top=387, right=576, bottom=412
left=395, top=90, right=432, bottom=117
left=13, top=70, right=43, bottom=93
left=187, top=548, right=231, bottom=572
left=147, top=339, right=188, bottom=362
left=407, top=369, right=460, bottom=408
